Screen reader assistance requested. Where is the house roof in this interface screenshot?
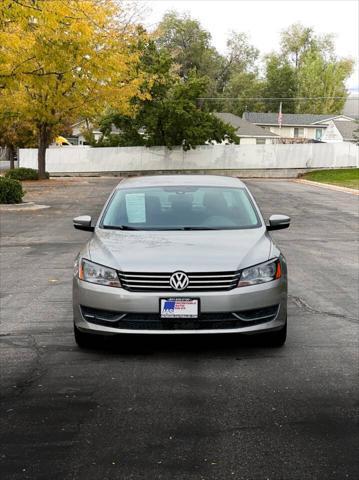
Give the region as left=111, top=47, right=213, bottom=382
left=333, top=120, right=358, bottom=141
left=243, top=112, right=353, bottom=126
left=214, top=112, right=279, bottom=137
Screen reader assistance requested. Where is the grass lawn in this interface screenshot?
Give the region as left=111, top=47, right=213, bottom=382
left=301, top=168, right=359, bottom=190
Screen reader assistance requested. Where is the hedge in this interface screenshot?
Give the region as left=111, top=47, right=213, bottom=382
left=5, top=167, right=49, bottom=181
left=0, top=177, right=25, bottom=204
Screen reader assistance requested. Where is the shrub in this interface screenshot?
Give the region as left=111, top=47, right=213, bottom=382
left=5, top=167, right=49, bottom=181
left=0, top=177, right=25, bottom=204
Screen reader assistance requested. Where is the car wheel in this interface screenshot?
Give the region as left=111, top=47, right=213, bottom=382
left=258, top=322, right=287, bottom=347
left=74, top=324, right=98, bottom=348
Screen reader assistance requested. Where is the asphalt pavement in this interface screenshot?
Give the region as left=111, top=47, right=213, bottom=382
left=0, top=177, right=358, bottom=480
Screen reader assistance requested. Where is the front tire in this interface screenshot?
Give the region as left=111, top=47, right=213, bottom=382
left=74, top=324, right=99, bottom=348
left=258, top=322, right=287, bottom=347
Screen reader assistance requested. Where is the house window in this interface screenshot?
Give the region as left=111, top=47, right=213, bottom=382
left=315, top=128, right=323, bottom=140
left=256, top=138, right=266, bottom=145
left=293, top=127, right=304, bottom=137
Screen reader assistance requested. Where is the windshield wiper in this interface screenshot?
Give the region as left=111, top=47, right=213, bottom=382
left=102, top=225, right=140, bottom=231
left=180, top=226, right=220, bottom=230
left=102, top=225, right=222, bottom=231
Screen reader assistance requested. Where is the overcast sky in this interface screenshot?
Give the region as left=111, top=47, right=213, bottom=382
left=143, top=0, right=359, bottom=91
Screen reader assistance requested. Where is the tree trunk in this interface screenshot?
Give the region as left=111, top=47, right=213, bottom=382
left=8, top=145, right=16, bottom=170
left=38, top=124, right=50, bottom=179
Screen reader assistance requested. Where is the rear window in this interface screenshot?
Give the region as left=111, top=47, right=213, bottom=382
left=101, top=185, right=261, bottom=230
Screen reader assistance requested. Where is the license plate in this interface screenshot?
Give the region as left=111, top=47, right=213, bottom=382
left=160, top=298, right=199, bottom=319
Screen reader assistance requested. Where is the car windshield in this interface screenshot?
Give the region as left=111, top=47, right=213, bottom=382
left=101, top=185, right=261, bottom=230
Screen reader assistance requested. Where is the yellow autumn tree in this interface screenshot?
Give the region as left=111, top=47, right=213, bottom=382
left=0, top=0, right=150, bottom=177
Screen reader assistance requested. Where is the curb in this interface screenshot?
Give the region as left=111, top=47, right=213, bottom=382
left=0, top=201, right=50, bottom=211
left=294, top=179, right=359, bottom=195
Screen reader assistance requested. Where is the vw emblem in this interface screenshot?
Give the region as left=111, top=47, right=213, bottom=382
left=170, top=271, right=189, bottom=291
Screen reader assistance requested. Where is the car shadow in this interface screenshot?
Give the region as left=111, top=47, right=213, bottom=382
left=79, top=333, right=285, bottom=358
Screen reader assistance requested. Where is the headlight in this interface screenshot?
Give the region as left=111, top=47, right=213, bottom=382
left=78, top=258, right=121, bottom=287
left=238, top=259, right=281, bottom=287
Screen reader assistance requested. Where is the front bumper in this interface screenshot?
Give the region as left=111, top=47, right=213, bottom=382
left=73, top=276, right=287, bottom=335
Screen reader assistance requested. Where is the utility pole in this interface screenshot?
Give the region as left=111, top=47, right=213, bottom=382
left=278, top=101, right=283, bottom=130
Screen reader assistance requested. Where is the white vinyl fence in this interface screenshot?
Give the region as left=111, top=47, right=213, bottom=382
left=0, top=147, right=7, bottom=161
left=19, top=143, right=358, bottom=175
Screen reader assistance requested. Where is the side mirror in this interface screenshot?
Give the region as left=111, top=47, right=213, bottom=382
left=73, top=215, right=94, bottom=232
left=267, top=214, right=290, bottom=231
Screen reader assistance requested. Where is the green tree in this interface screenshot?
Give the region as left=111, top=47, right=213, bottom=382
left=96, top=37, right=174, bottom=147
left=215, top=32, right=260, bottom=95
left=263, top=54, right=297, bottom=112
left=296, top=50, right=354, bottom=113
left=142, top=74, right=239, bottom=149
left=155, top=13, right=264, bottom=114
left=221, top=72, right=265, bottom=116
left=216, top=32, right=262, bottom=114
left=96, top=71, right=239, bottom=150
left=156, top=11, right=222, bottom=81
left=280, top=23, right=315, bottom=68
left=262, top=23, right=354, bottom=114
left=226, top=32, right=260, bottom=74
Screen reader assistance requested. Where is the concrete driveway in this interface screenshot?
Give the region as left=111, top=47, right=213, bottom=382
left=0, top=178, right=358, bottom=480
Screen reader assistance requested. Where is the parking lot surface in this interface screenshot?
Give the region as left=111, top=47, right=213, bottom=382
left=0, top=177, right=358, bottom=480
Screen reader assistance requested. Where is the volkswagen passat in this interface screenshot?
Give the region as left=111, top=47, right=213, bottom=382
left=73, top=175, right=290, bottom=347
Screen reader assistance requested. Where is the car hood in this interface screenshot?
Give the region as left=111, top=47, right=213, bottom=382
left=87, top=228, right=272, bottom=272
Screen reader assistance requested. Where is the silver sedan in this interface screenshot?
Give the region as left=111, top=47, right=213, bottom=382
left=73, top=175, right=290, bottom=347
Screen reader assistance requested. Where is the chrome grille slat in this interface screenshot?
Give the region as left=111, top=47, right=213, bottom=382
left=118, top=270, right=240, bottom=292
left=189, top=275, right=239, bottom=279
left=118, top=274, right=170, bottom=279
left=185, top=279, right=237, bottom=284
left=121, top=279, right=171, bottom=284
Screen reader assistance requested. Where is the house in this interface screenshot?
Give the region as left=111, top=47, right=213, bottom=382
left=69, top=120, right=103, bottom=145
left=243, top=112, right=355, bottom=142
left=213, top=112, right=279, bottom=144
left=322, top=120, right=358, bottom=143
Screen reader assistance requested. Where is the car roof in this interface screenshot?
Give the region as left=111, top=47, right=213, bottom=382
left=116, top=175, right=246, bottom=189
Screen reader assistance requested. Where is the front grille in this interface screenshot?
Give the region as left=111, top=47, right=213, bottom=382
left=81, top=305, right=279, bottom=330
left=117, top=271, right=241, bottom=292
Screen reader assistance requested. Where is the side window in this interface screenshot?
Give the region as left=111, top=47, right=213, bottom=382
left=294, top=127, right=304, bottom=138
